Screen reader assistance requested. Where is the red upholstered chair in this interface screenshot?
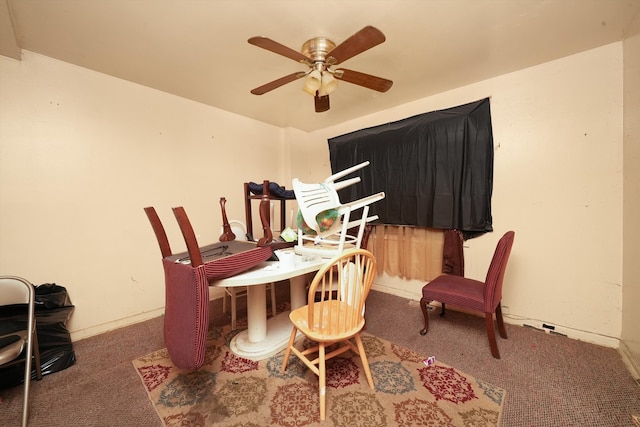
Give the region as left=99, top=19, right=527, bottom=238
left=144, top=206, right=172, bottom=258
left=144, top=206, right=273, bottom=369
left=419, top=231, right=515, bottom=359
left=172, top=207, right=276, bottom=330
left=144, top=206, right=210, bottom=369
left=220, top=220, right=277, bottom=330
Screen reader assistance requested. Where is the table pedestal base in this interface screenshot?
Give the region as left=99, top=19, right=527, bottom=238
left=216, top=257, right=322, bottom=361
left=229, top=312, right=295, bottom=360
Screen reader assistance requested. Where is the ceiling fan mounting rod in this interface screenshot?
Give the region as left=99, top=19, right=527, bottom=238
left=311, top=62, right=325, bottom=73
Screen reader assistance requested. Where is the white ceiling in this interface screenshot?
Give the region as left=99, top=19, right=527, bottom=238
left=2, top=0, right=639, bottom=132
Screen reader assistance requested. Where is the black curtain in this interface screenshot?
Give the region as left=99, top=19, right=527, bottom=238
left=328, top=98, right=493, bottom=239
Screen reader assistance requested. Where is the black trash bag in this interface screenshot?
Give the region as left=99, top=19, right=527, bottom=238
left=0, top=283, right=76, bottom=389
left=35, top=283, right=73, bottom=309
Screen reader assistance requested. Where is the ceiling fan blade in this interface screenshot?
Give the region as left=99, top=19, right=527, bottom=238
left=251, top=72, right=305, bottom=95
left=335, top=68, right=393, bottom=92
left=248, top=36, right=310, bottom=64
left=326, top=26, right=386, bottom=65
left=315, top=92, right=330, bottom=112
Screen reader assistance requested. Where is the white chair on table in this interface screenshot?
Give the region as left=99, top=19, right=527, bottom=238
left=0, top=276, right=43, bottom=427
left=221, top=220, right=277, bottom=330
left=293, top=161, right=385, bottom=258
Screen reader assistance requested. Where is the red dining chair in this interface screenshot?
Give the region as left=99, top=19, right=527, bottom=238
left=144, top=206, right=210, bottom=369
left=219, top=220, right=277, bottom=330
left=172, top=207, right=277, bottom=330
left=144, top=207, right=173, bottom=258
left=419, top=231, right=515, bottom=359
left=143, top=206, right=274, bottom=369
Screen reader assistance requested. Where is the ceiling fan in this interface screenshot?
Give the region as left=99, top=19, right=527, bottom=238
left=248, top=26, right=393, bottom=113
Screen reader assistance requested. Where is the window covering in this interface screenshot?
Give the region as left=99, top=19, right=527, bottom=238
left=328, top=98, right=494, bottom=239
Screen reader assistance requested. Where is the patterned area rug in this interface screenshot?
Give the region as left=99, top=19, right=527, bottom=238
left=133, top=325, right=505, bottom=426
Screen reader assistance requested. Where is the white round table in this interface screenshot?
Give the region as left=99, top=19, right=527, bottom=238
left=211, top=251, right=326, bottom=360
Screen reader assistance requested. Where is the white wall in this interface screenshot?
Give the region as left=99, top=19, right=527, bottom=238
left=0, top=43, right=629, bottom=351
left=301, top=43, right=624, bottom=347
left=621, top=12, right=640, bottom=374
left=0, top=51, right=285, bottom=339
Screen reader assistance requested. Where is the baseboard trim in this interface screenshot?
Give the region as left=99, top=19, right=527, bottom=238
left=371, top=274, right=425, bottom=301
left=618, top=340, right=640, bottom=380
left=371, top=282, right=420, bottom=300
left=70, top=288, right=228, bottom=342
left=371, top=279, right=621, bottom=349
left=70, top=307, right=165, bottom=341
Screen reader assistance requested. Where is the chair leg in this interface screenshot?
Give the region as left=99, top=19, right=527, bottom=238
left=269, top=283, right=277, bottom=317
left=223, top=290, right=230, bottom=313
left=22, top=337, right=34, bottom=427
left=440, top=302, right=446, bottom=317
left=419, top=297, right=431, bottom=335
left=496, top=302, right=508, bottom=339
left=319, top=343, right=326, bottom=421
left=280, top=326, right=298, bottom=373
left=354, top=333, right=374, bottom=389
left=21, top=369, right=31, bottom=427
left=485, top=313, right=501, bottom=359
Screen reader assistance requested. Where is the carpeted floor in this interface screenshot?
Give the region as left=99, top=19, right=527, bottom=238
left=133, top=324, right=505, bottom=426
left=1, top=286, right=639, bottom=426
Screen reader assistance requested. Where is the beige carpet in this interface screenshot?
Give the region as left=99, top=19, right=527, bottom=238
left=133, top=323, right=505, bottom=427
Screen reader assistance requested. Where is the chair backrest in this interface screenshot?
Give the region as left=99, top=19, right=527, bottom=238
left=292, top=162, right=385, bottom=258
left=306, top=249, right=377, bottom=336
left=347, top=224, right=373, bottom=250
left=0, top=276, right=36, bottom=364
left=0, top=276, right=33, bottom=306
left=144, top=207, right=173, bottom=258
left=484, top=231, right=515, bottom=312
left=172, top=206, right=204, bottom=267
left=229, top=220, right=248, bottom=241
left=292, top=179, right=345, bottom=237
left=219, top=220, right=248, bottom=242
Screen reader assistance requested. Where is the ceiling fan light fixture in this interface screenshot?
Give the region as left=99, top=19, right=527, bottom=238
left=321, top=72, right=338, bottom=95
left=304, top=69, right=322, bottom=93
